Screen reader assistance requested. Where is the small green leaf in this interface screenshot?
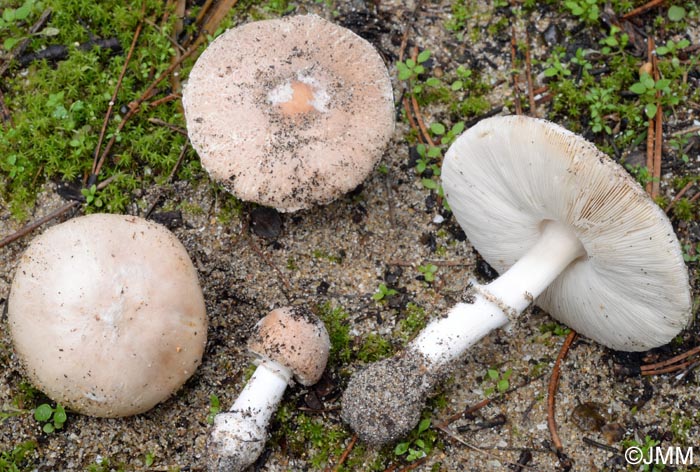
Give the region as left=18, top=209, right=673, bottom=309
left=34, top=404, right=53, bottom=422
left=645, top=103, right=657, bottom=119
left=668, top=5, right=686, bottom=22
left=395, top=442, right=409, bottom=455
left=641, top=74, right=655, bottom=89
left=421, top=178, right=438, bottom=190
left=43, top=423, right=55, bottom=434
left=451, top=121, right=466, bottom=135
left=3, top=37, right=21, bottom=51
left=417, top=50, right=431, bottom=63
left=418, top=418, right=431, bottom=433
left=14, top=0, right=33, bottom=20
left=429, top=122, right=446, bottom=135
left=53, top=405, right=67, bottom=426
left=426, top=146, right=441, bottom=158
left=497, top=379, right=509, bottom=392
left=3, top=9, right=16, bottom=22
left=451, top=80, right=463, bottom=91
left=425, top=77, right=440, bottom=87
left=37, top=26, right=60, bottom=36
left=655, top=79, right=671, bottom=91
left=629, top=82, right=647, bottom=95
left=487, top=369, right=499, bottom=381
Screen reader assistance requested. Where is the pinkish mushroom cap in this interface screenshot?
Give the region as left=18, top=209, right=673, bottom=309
left=247, top=306, right=330, bottom=386
left=182, top=14, right=395, bottom=212
left=8, top=214, right=207, bottom=417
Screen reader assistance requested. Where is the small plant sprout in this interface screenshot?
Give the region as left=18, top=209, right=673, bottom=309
left=417, top=263, right=438, bottom=282
left=394, top=418, right=435, bottom=462
left=483, top=368, right=512, bottom=397
left=207, top=307, right=330, bottom=471
left=372, top=283, right=398, bottom=302
left=206, top=394, right=221, bottom=425
left=33, top=403, right=67, bottom=433
left=341, top=116, right=691, bottom=445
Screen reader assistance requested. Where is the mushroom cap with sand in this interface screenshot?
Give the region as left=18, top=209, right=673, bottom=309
left=247, top=306, right=330, bottom=386
left=182, top=14, right=395, bottom=212
left=8, top=214, right=207, bottom=417
left=442, top=115, right=691, bottom=351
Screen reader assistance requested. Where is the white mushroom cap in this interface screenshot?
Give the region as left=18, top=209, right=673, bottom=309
left=442, top=115, right=691, bottom=351
left=182, top=14, right=395, bottom=212
left=247, top=306, right=330, bottom=386
left=8, top=214, right=207, bottom=417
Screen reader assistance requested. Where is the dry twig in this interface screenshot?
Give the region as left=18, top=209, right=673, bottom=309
left=510, top=26, right=523, bottom=115
left=621, top=0, right=667, bottom=20
left=524, top=29, right=537, bottom=117
left=0, top=202, right=80, bottom=249
left=327, top=434, right=357, bottom=472
left=664, top=180, right=695, bottom=213
left=435, top=424, right=537, bottom=469
left=641, top=345, right=700, bottom=375
left=91, top=0, right=147, bottom=177
left=547, top=330, right=577, bottom=452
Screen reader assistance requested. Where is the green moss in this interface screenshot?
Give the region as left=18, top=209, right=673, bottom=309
left=356, top=333, right=394, bottom=363
left=673, top=198, right=696, bottom=222
left=0, top=0, right=203, bottom=220
left=0, top=441, right=36, bottom=472
left=316, top=302, right=352, bottom=366
left=395, top=303, right=429, bottom=345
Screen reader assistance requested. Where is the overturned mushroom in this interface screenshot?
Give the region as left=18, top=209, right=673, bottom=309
left=342, top=115, right=691, bottom=444
left=8, top=214, right=207, bottom=417
left=207, top=306, right=330, bottom=471
left=183, top=14, right=395, bottom=212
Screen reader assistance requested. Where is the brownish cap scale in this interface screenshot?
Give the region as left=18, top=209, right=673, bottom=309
left=182, top=14, right=395, bottom=212
left=8, top=214, right=207, bottom=417
left=247, top=306, right=330, bottom=386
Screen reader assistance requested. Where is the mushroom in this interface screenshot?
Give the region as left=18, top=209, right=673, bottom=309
left=207, top=306, right=330, bottom=471
left=182, top=14, right=395, bottom=212
left=8, top=214, right=207, bottom=417
left=341, top=115, right=691, bottom=444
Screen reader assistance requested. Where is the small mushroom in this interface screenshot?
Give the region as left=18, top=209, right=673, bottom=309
left=207, top=306, right=330, bottom=471
left=8, top=214, right=207, bottom=417
left=341, top=116, right=691, bottom=444
left=182, top=14, right=395, bottom=212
